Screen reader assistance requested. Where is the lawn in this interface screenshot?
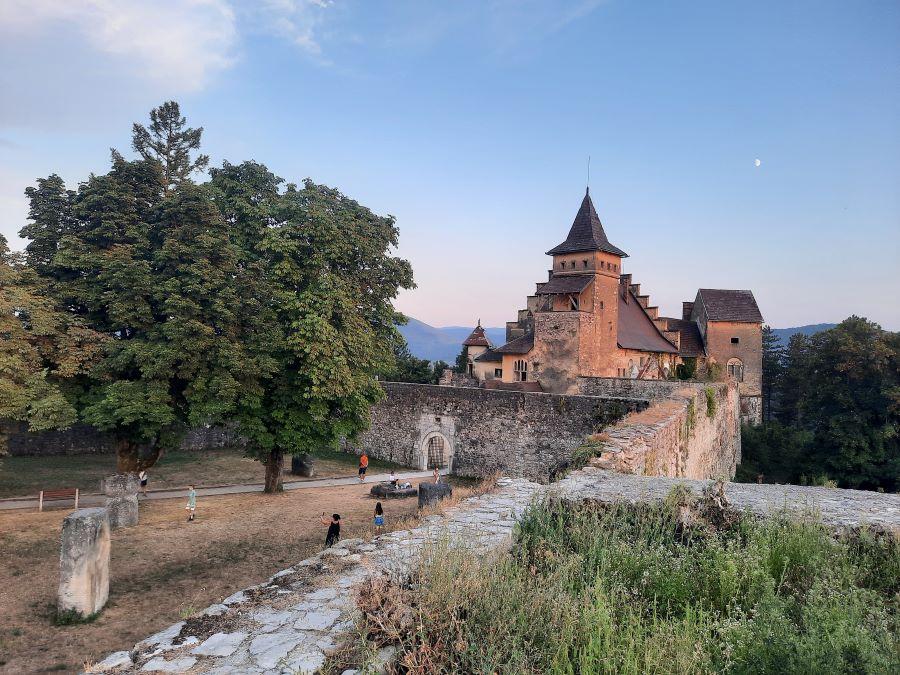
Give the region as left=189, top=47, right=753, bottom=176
left=0, top=475, right=473, bottom=674
left=0, top=449, right=407, bottom=500
left=342, top=490, right=900, bottom=674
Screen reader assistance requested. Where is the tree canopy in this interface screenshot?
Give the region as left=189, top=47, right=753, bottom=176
left=10, top=103, right=413, bottom=486
left=0, top=235, right=104, bottom=449
left=738, top=317, right=899, bottom=491
left=208, top=164, right=414, bottom=490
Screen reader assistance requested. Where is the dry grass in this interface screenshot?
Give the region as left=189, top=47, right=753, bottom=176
left=0, top=475, right=473, bottom=674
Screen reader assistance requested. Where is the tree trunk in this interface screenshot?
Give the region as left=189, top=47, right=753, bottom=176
left=264, top=448, right=284, bottom=493
left=115, top=438, right=161, bottom=472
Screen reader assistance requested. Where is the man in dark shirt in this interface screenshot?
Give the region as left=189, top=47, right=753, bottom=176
left=321, top=513, right=341, bottom=548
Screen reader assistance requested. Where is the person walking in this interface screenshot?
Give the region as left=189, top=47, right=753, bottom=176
left=139, top=470, right=149, bottom=497
left=185, top=484, right=197, bottom=522
left=322, top=512, right=341, bottom=548
left=373, top=502, right=384, bottom=533
left=358, top=453, right=369, bottom=481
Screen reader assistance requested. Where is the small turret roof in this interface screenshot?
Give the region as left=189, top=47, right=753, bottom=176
left=462, top=321, right=492, bottom=347
left=546, top=188, right=628, bottom=257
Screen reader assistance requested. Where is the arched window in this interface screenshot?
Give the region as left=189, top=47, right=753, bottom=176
left=727, top=358, right=744, bottom=382
left=514, top=359, right=528, bottom=382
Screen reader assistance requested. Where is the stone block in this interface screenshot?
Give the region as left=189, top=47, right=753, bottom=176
left=102, top=472, right=140, bottom=529
left=101, top=472, right=141, bottom=496
left=106, top=494, right=139, bottom=529
left=58, top=507, right=110, bottom=617
left=290, top=453, right=316, bottom=477
left=418, top=482, right=453, bottom=509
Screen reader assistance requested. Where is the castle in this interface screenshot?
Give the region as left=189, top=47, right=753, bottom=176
left=459, top=188, right=764, bottom=424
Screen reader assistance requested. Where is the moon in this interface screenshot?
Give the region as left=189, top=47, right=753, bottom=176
left=754, top=158, right=761, bottom=167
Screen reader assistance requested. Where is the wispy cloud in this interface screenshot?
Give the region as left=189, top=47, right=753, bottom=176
left=0, top=0, right=239, bottom=92
left=244, top=0, right=335, bottom=58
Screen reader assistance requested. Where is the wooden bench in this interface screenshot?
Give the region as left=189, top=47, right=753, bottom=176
left=38, top=488, right=79, bottom=511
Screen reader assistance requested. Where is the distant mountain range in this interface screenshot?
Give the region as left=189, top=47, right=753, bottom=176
left=400, top=318, right=837, bottom=363
left=770, top=324, right=836, bottom=346
left=399, top=318, right=505, bottom=363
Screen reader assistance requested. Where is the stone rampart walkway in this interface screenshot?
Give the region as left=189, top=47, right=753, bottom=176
left=90, top=471, right=900, bottom=673
left=556, top=467, right=900, bottom=530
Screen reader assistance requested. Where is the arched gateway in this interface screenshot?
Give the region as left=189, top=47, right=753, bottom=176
left=419, top=431, right=453, bottom=472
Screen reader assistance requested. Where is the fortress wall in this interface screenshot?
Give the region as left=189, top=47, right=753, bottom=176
left=2, top=421, right=244, bottom=457
left=347, top=382, right=645, bottom=483
left=587, top=380, right=741, bottom=479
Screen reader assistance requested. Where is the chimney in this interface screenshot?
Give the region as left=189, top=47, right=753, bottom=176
left=682, top=301, right=694, bottom=321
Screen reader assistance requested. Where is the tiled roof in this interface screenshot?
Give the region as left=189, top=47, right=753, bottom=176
left=493, top=332, right=535, bottom=355
left=661, top=318, right=706, bottom=357
left=538, top=274, right=593, bottom=295
left=462, top=323, right=491, bottom=347
left=697, top=289, right=763, bottom=323
left=546, top=189, right=628, bottom=257
left=473, top=348, right=502, bottom=363
left=617, top=291, right=678, bottom=353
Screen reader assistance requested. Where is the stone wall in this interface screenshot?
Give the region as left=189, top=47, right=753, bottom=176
left=347, top=382, right=645, bottom=482
left=583, top=380, right=741, bottom=479
left=3, top=422, right=245, bottom=457
left=576, top=376, right=694, bottom=400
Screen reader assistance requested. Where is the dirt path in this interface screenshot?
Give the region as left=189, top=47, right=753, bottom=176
left=0, top=478, right=447, bottom=674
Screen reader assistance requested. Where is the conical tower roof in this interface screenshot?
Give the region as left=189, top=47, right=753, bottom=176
left=546, top=188, right=628, bottom=257
left=462, top=321, right=491, bottom=347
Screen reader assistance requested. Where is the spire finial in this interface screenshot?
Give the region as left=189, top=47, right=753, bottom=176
left=477, top=318, right=481, bottom=327
left=586, top=155, right=591, bottom=194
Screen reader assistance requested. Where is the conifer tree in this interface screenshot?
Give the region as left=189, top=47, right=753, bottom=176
left=23, top=106, right=252, bottom=471
left=760, top=325, right=783, bottom=422
left=131, top=101, right=209, bottom=193
left=20, top=175, right=75, bottom=278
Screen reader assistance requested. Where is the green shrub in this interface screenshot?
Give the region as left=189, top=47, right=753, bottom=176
left=340, top=499, right=900, bottom=674
left=705, top=386, right=717, bottom=418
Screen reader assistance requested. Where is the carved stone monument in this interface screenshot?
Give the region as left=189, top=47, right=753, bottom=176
left=58, top=507, right=110, bottom=616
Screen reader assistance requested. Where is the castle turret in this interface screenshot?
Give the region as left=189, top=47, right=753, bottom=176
left=462, top=320, right=491, bottom=377
left=540, top=188, right=629, bottom=380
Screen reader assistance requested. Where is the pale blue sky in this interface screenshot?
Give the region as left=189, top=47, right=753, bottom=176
left=1, top=1, right=898, bottom=329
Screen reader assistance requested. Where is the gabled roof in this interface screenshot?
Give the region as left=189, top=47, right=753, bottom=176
left=462, top=322, right=492, bottom=347
left=546, top=189, right=628, bottom=257
left=661, top=318, right=706, bottom=358
left=697, top=289, right=763, bottom=323
left=538, top=274, right=593, bottom=295
left=493, top=332, right=534, bottom=355
left=473, top=348, right=502, bottom=363
left=617, top=291, right=678, bottom=354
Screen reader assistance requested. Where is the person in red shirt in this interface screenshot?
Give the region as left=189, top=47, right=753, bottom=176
left=358, top=453, right=369, bottom=481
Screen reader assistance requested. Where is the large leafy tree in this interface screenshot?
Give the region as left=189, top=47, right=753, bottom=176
left=0, top=235, right=104, bottom=450
left=209, top=164, right=414, bottom=492
left=800, top=317, right=899, bottom=490
left=23, top=107, right=254, bottom=471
